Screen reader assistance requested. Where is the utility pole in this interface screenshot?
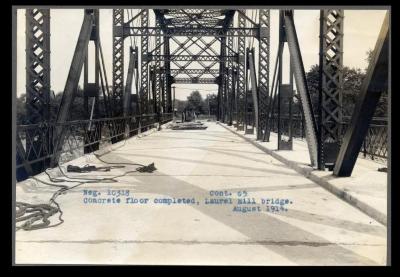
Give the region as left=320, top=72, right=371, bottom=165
left=207, top=94, right=211, bottom=118
left=172, top=86, right=176, bottom=121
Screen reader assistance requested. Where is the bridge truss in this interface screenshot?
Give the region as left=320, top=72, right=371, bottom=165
left=16, top=8, right=389, bottom=180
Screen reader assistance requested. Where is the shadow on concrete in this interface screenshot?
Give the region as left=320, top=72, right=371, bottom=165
left=98, top=150, right=381, bottom=265
left=116, top=152, right=300, bottom=177
left=276, top=208, right=386, bottom=237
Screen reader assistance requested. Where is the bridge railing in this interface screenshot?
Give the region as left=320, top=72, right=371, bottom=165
left=16, top=113, right=173, bottom=175
left=267, top=115, right=388, bottom=162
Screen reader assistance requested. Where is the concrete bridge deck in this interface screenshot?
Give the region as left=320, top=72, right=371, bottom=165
left=15, top=121, right=387, bottom=265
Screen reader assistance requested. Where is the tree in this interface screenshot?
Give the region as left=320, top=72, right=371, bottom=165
left=175, top=99, right=188, bottom=113
left=366, top=49, right=374, bottom=64
left=365, top=48, right=387, bottom=117
left=186, top=90, right=204, bottom=113
left=304, top=62, right=387, bottom=119
left=204, top=94, right=218, bottom=116
left=16, top=94, right=27, bottom=124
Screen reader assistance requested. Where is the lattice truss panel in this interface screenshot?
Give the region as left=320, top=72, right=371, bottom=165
left=226, top=22, right=234, bottom=124
left=168, top=36, right=221, bottom=84
left=112, top=9, right=124, bottom=115
left=149, top=9, right=237, bottom=85
left=153, top=20, right=162, bottom=113
left=236, top=11, right=246, bottom=129
left=161, top=9, right=227, bottom=28
left=163, top=37, right=171, bottom=113
left=26, top=9, right=51, bottom=124
left=320, top=10, right=344, bottom=144
left=258, top=9, right=270, bottom=140
left=140, top=9, right=149, bottom=114
left=112, top=9, right=260, bottom=118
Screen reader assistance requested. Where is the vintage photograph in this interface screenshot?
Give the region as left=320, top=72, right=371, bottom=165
left=13, top=6, right=390, bottom=265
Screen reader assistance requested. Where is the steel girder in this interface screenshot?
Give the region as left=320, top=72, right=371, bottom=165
left=227, top=22, right=234, bottom=126
left=112, top=9, right=124, bottom=116
left=258, top=9, right=270, bottom=140
left=26, top=9, right=51, bottom=124
left=140, top=9, right=149, bottom=115
left=276, top=14, right=294, bottom=151
left=236, top=10, right=247, bottom=131
left=163, top=9, right=225, bottom=17
left=147, top=54, right=237, bottom=62
left=52, top=10, right=96, bottom=166
left=25, top=8, right=52, bottom=174
left=283, top=10, right=318, bottom=167
left=169, top=36, right=220, bottom=74
left=162, top=68, right=220, bottom=77
left=123, top=46, right=138, bottom=138
left=124, top=47, right=137, bottom=117
left=247, top=48, right=259, bottom=134
left=318, top=10, right=344, bottom=170
left=83, top=9, right=101, bottom=153
left=122, top=26, right=257, bottom=37
left=154, top=20, right=162, bottom=115
left=163, top=37, right=172, bottom=113
left=149, top=66, right=156, bottom=114
left=223, top=67, right=229, bottom=122
left=164, top=17, right=223, bottom=27
left=334, top=12, right=389, bottom=177
left=173, top=78, right=217, bottom=84
left=218, top=36, right=227, bottom=122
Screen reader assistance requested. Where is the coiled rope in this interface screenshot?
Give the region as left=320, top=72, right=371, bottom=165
left=16, top=153, right=156, bottom=231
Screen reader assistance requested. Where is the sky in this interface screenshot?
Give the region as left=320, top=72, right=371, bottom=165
left=15, top=8, right=388, bottom=100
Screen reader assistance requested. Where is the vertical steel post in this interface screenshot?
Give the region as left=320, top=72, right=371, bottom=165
left=140, top=9, right=149, bottom=116
left=172, top=86, right=176, bottom=120
left=218, top=36, right=227, bottom=122
left=248, top=48, right=259, bottom=135
left=124, top=47, right=137, bottom=137
left=112, top=9, right=125, bottom=116
left=236, top=10, right=246, bottom=131
left=154, top=20, right=162, bottom=123
left=164, top=37, right=172, bottom=114
left=25, top=8, right=51, bottom=173
left=227, top=22, right=234, bottom=126
left=84, top=9, right=101, bottom=153
left=318, top=9, right=344, bottom=170
left=277, top=12, right=284, bottom=146
left=258, top=9, right=270, bottom=140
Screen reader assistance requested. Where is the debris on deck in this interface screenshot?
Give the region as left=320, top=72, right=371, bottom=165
left=169, top=121, right=208, bottom=130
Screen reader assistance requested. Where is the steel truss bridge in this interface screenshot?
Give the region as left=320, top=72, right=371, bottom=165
left=16, top=8, right=389, bottom=181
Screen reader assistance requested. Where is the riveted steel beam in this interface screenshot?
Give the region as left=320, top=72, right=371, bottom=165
left=218, top=36, right=227, bottom=122
left=140, top=9, right=149, bottom=115
left=227, top=21, right=234, bottom=126
left=236, top=10, right=246, bottom=131
left=334, top=12, right=389, bottom=177
left=163, top=37, right=172, bottom=113
left=25, top=8, right=52, bottom=174
left=283, top=10, right=318, bottom=167
left=165, top=68, right=220, bottom=77
left=147, top=54, right=237, bottom=62
left=258, top=9, right=270, bottom=140
left=52, top=10, right=95, bottom=166
left=112, top=9, right=125, bottom=116
left=173, top=78, right=217, bottom=84
left=123, top=26, right=257, bottom=37
left=318, top=9, right=344, bottom=170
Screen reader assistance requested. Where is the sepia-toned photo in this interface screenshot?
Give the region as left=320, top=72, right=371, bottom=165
left=12, top=6, right=390, bottom=265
